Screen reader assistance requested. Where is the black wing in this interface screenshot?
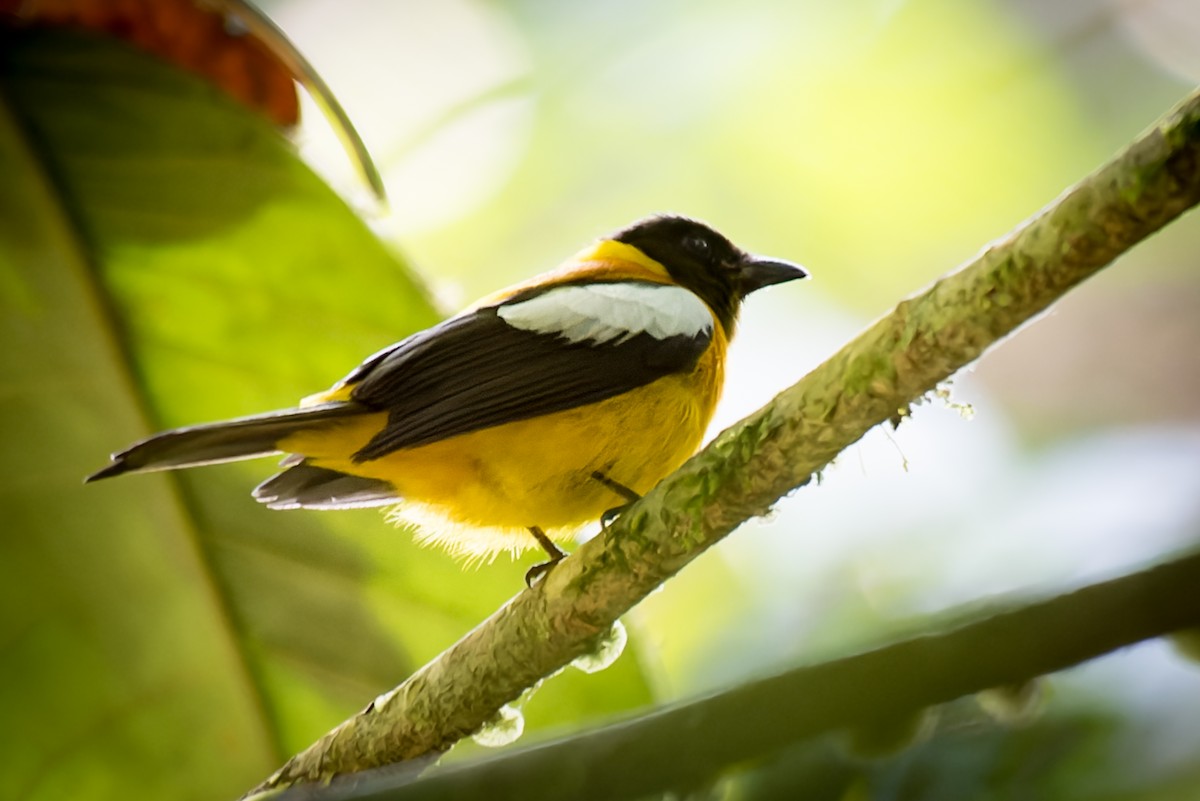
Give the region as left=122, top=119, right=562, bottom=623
left=346, top=305, right=710, bottom=462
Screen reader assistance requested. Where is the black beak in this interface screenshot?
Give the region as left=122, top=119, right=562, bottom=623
left=737, top=255, right=809, bottom=298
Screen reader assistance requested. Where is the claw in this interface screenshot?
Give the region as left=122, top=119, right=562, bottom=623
left=600, top=503, right=631, bottom=530
left=525, top=557, right=562, bottom=587
left=526, top=526, right=567, bottom=587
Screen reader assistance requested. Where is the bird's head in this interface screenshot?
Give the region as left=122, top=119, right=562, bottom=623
left=612, top=215, right=808, bottom=334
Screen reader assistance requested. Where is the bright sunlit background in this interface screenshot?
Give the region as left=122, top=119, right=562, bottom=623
left=248, top=0, right=1200, bottom=792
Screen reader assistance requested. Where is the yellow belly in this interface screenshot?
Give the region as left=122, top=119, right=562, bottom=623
left=280, top=366, right=722, bottom=559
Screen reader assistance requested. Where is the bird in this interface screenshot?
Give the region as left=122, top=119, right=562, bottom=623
left=87, top=215, right=807, bottom=572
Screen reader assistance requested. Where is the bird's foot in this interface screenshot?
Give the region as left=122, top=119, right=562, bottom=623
left=525, top=526, right=567, bottom=587
left=600, top=503, right=631, bottom=530
left=591, top=471, right=641, bottom=531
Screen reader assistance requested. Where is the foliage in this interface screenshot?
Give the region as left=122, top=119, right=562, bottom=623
left=0, top=29, right=651, bottom=801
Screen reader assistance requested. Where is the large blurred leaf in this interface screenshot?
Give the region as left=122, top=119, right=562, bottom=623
left=0, top=28, right=650, bottom=801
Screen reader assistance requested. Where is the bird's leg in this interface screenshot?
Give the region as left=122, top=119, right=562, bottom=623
left=591, top=470, right=641, bottom=503
left=591, top=470, right=641, bottom=529
left=525, top=526, right=567, bottom=587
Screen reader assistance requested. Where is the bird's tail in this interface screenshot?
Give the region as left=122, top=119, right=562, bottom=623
left=85, top=402, right=361, bottom=482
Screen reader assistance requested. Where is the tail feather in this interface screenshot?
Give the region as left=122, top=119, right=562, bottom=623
left=253, top=463, right=398, bottom=509
left=86, top=402, right=361, bottom=482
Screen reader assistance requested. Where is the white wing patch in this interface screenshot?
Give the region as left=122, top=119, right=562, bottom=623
left=496, top=282, right=713, bottom=345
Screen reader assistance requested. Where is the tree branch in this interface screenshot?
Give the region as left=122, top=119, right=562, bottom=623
left=281, top=550, right=1200, bottom=801
left=246, top=87, right=1200, bottom=797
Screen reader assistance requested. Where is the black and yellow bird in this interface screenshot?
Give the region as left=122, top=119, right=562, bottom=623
left=88, top=215, right=807, bottom=568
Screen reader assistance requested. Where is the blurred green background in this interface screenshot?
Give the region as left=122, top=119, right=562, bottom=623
left=3, top=0, right=1200, bottom=799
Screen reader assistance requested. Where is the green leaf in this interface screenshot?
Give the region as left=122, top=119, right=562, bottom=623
left=0, top=28, right=651, bottom=801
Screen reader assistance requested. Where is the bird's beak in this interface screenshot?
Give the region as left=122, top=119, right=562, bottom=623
left=737, top=255, right=809, bottom=298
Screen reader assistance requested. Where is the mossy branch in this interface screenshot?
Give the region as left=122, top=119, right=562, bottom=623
left=278, top=550, right=1200, bottom=801
left=246, top=87, right=1200, bottom=797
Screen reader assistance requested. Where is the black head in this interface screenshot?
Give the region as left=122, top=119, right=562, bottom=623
left=612, top=215, right=807, bottom=334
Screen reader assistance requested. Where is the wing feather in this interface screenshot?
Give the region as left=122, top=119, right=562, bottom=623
left=346, top=281, right=713, bottom=461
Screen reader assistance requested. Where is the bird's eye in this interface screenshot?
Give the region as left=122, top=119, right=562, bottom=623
left=683, top=235, right=712, bottom=259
